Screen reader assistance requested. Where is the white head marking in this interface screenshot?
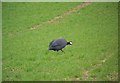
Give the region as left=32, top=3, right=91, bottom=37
left=70, top=42, right=72, bottom=45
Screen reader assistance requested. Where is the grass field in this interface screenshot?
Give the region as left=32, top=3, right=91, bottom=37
left=2, top=2, right=118, bottom=81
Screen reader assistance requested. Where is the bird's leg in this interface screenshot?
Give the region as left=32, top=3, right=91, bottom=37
left=61, top=49, right=64, bottom=52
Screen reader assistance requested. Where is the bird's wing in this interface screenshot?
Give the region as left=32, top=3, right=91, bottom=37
left=51, top=41, right=62, bottom=47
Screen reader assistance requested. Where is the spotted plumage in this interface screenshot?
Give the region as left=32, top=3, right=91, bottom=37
left=48, top=38, right=72, bottom=52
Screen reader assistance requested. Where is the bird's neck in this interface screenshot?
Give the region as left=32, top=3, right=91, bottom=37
left=67, top=42, right=70, bottom=45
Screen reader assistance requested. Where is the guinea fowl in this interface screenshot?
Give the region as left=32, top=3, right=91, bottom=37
left=48, top=38, right=72, bottom=52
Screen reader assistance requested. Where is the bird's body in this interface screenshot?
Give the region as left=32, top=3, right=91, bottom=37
left=48, top=38, right=72, bottom=52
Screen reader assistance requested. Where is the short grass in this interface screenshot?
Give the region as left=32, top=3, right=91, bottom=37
left=2, top=2, right=118, bottom=81
left=0, top=2, right=2, bottom=82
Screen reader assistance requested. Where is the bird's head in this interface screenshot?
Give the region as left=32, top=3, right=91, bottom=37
left=67, top=41, right=72, bottom=45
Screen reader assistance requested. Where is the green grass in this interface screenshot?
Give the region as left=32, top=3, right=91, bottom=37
left=0, top=2, right=2, bottom=83
left=2, top=2, right=118, bottom=81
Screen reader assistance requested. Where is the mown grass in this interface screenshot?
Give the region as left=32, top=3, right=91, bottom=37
left=0, top=2, right=2, bottom=82
left=2, top=2, right=118, bottom=81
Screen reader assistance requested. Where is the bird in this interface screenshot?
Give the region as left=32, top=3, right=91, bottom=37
left=48, top=38, right=72, bottom=52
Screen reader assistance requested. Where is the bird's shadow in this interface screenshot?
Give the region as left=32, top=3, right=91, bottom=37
left=45, top=50, right=65, bottom=55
